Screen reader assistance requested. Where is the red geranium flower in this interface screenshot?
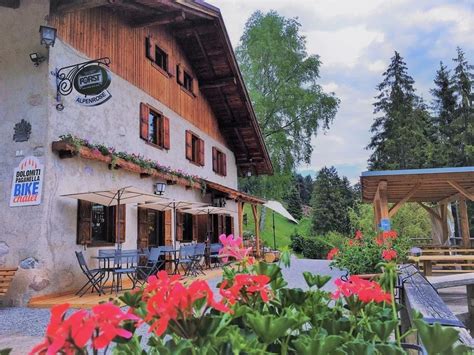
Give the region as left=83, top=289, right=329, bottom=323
left=355, top=230, right=363, bottom=240
left=332, top=276, right=391, bottom=304
left=382, top=249, right=397, bottom=261
left=219, top=274, right=271, bottom=304
left=327, top=248, right=339, bottom=260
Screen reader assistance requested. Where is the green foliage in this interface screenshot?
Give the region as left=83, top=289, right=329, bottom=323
left=295, top=173, right=313, bottom=205
left=284, top=184, right=303, bottom=221
left=311, top=166, right=356, bottom=235
left=290, top=231, right=346, bottom=259
left=368, top=51, right=434, bottom=170
left=235, top=10, right=338, bottom=199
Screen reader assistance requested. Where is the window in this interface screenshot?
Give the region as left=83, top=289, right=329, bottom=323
left=185, top=130, right=204, bottom=166
left=145, top=36, right=169, bottom=74
left=146, top=210, right=165, bottom=247
left=212, top=147, right=227, bottom=176
left=140, top=103, right=170, bottom=149
left=77, top=200, right=125, bottom=246
left=183, top=71, right=193, bottom=93
left=182, top=213, right=193, bottom=242
left=155, top=46, right=168, bottom=72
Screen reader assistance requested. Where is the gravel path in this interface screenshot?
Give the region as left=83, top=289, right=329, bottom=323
left=0, top=258, right=344, bottom=353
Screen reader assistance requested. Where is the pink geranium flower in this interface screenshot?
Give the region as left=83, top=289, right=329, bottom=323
left=218, top=234, right=252, bottom=263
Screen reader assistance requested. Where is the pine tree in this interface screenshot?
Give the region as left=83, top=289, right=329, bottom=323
left=367, top=51, right=433, bottom=169
left=311, top=167, right=355, bottom=235
left=430, top=61, right=457, bottom=166
left=285, top=185, right=303, bottom=221
left=452, top=47, right=474, bottom=165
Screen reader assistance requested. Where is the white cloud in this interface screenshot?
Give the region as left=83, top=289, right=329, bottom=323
left=321, top=82, right=338, bottom=93
left=305, top=26, right=384, bottom=67
left=367, top=60, right=386, bottom=73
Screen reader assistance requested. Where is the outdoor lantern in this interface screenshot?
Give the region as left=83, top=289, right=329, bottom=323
left=39, top=25, right=57, bottom=48
left=29, top=52, right=45, bottom=66
left=154, top=182, right=166, bottom=196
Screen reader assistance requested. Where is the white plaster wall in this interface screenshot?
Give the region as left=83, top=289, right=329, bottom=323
left=0, top=0, right=53, bottom=306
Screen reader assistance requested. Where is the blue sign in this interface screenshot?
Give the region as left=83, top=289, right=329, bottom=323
left=379, top=218, right=391, bottom=231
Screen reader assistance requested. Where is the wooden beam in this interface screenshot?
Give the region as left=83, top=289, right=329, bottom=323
left=447, top=180, right=474, bottom=201
left=200, top=77, right=236, bottom=90
left=53, top=0, right=108, bottom=13
left=132, top=11, right=186, bottom=28
left=238, top=201, right=244, bottom=241
left=388, top=183, right=420, bottom=218
left=417, top=202, right=442, bottom=222
left=440, top=203, right=449, bottom=243
left=373, top=180, right=389, bottom=228
left=0, top=0, right=19, bottom=8
left=251, top=204, right=261, bottom=257
left=459, top=199, right=471, bottom=248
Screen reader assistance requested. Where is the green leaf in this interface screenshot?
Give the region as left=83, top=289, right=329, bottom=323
left=0, top=349, right=12, bottom=355
left=293, top=334, right=345, bottom=354
left=302, top=272, right=332, bottom=289
left=279, top=288, right=308, bottom=306
left=413, top=318, right=461, bottom=354
left=374, top=344, right=405, bottom=355
left=342, top=340, right=375, bottom=355
left=244, top=313, right=297, bottom=344
left=370, top=319, right=399, bottom=341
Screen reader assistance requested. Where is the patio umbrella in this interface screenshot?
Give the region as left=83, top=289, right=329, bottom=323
left=263, top=200, right=298, bottom=250
left=139, top=200, right=207, bottom=247
left=63, top=186, right=167, bottom=249
left=184, top=206, right=233, bottom=242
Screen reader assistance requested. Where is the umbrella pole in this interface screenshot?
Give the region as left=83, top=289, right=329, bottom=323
left=173, top=204, right=177, bottom=249
left=272, top=211, right=276, bottom=250
left=117, top=190, right=122, bottom=250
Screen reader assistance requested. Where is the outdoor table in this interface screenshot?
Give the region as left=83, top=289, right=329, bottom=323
left=409, top=255, right=474, bottom=276
left=92, top=252, right=144, bottom=291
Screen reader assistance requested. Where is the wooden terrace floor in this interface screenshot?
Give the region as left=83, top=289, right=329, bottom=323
left=28, top=269, right=223, bottom=309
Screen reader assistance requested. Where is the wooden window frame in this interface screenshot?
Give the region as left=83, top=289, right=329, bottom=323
left=185, top=130, right=204, bottom=166
left=212, top=147, right=227, bottom=176
left=176, top=64, right=196, bottom=98
left=145, top=36, right=172, bottom=78
left=140, top=103, right=170, bottom=150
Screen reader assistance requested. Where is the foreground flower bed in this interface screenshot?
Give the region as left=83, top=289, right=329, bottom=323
left=26, top=235, right=470, bottom=354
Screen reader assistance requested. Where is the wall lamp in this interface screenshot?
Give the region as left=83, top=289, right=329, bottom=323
left=154, top=182, right=167, bottom=196
left=29, top=52, right=46, bottom=66
left=39, top=25, right=57, bottom=48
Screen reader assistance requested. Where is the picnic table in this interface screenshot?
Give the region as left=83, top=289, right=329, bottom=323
left=420, top=248, right=474, bottom=254
left=408, top=255, right=474, bottom=276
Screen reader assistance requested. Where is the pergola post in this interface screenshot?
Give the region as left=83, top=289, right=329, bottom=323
left=373, top=180, right=389, bottom=229
left=458, top=199, right=471, bottom=248
left=237, top=201, right=244, bottom=239
left=440, top=203, right=449, bottom=244
left=251, top=204, right=261, bottom=257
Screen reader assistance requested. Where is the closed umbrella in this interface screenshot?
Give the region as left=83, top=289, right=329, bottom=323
left=63, top=186, right=167, bottom=249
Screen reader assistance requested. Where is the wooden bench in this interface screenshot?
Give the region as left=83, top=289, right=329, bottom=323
left=399, top=264, right=474, bottom=348
left=0, top=267, right=17, bottom=297
left=408, top=255, right=474, bottom=276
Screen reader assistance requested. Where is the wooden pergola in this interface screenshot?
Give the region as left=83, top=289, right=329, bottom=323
left=361, top=167, right=474, bottom=247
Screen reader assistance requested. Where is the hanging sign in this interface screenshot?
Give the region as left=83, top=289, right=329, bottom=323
left=379, top=218, right=391, bottom=231
left=9, top=157, right=44, bottom=207
left=73, top=65, right=111, bottom=96
left=75, top=90, right=112, bottom=107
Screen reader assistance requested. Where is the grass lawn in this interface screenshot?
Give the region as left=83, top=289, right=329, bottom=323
left=242, top=204, right=311, bottom=249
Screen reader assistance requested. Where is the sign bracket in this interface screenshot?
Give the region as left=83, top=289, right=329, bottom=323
left=51, top=57, right=111, bottom=110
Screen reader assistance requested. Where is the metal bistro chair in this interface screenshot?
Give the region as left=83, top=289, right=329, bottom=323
left=110, top=250, right=139, bottom=294
left=209, top=243, right=223, bottom=268
left=176, top=244, right=197, bottom=276
left=75, top=251, right=105, bottom=297
left=136, top=247, right=166, bottom=284
left=192, top=243, right=206, bottom=276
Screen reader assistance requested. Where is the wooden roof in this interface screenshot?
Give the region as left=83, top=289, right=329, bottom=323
left=361, top=167, right=474, bottom=204
left=51, top=0, right=273, bottom=176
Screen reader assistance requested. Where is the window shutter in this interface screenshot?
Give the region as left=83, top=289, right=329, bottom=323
left=192, top=77, right=197, bottom=95
left=176, top=64, right=183, bottom=85
left=137, top=208, right=149, bottom=250
left=115, top=205, right=126, bottom=243
left=199, top=139, right=205, bottom=166
left=145, top=36, right=155, bottom=62
left=176, top=212, right=184, bottom=241
left=163, top=116, right=170, bottom=149
left=230, top=216, right=235, bottom=235
left=77, top=200, right=92, bottom=245
left=217, top=215, right=224, bottom=236
left=212, top=147, right=217, bottom=172
left=222, top=152, right=227, bottom=176
left=140, top=103, right=149, bottom=141
left=185, top=131, right=193, bottom=160
left=164, top=210, right=172, bottom=246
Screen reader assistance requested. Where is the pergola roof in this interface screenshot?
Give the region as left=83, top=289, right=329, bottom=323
left=361, top=167, right=474, bottom=204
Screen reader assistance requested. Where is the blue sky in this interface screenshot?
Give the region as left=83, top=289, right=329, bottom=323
left=211, top=0, right=474, bottom=184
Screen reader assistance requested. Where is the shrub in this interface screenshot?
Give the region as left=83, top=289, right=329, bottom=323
left=290, top=231, right=347, bottom=259
left=289, top=232, right=305, bottom=253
